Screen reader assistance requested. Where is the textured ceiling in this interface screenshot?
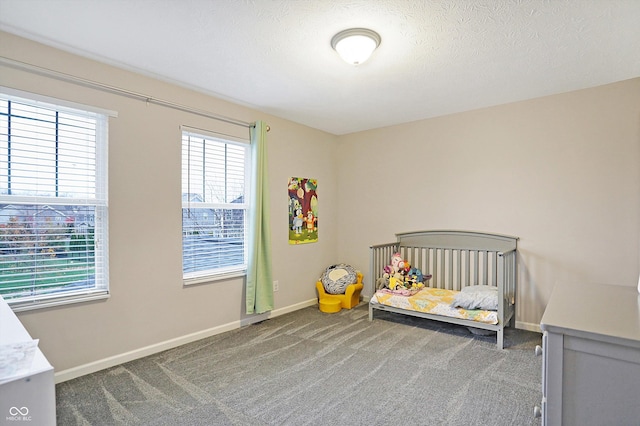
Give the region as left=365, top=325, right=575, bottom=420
left=1, top=0, right=639, bottom=135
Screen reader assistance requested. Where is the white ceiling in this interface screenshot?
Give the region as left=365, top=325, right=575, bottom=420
left=1, top=0, right=639, bottom=135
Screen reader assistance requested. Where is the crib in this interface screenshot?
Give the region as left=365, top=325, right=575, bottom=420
left=369, top=230, right=518, bottom=349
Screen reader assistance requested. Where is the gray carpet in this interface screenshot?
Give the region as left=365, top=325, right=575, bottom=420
left=56, top=304, right=543, bottom=425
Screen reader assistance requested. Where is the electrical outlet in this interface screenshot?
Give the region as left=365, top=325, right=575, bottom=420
left=273, top=280, right=279, bottom=292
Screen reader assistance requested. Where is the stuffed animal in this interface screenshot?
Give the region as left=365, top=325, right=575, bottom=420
left=376, top=276, right=389, bottom=290
left=388, top=277, right=401, bottom=290
left=391, top=253, right=403, bottom=273
left=378, top=253, right=431, bottom=294
left=402, top=260, right=411, bottom=275
left=383, top=252, right=405, bottom=279
left=406, top=267, right=423, bottom=284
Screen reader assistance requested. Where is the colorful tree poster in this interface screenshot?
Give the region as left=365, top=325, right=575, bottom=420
left=288, top=177, right=318, bottom=244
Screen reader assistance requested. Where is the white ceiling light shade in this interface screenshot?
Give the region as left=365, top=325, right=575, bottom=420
left=331, top=28, right=381, bottom=65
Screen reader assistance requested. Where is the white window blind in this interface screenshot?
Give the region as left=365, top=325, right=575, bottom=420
left=0, top=91, right=110, bottom=311
left=181, top=129, right=250, bottom=284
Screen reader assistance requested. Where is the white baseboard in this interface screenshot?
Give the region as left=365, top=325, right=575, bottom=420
left=54, top=298, right=318, bottom=384
left=515, top=321, right=541, bottom=333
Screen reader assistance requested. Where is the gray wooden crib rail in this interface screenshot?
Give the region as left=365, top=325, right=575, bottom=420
left=368, top=230, right=519, bottom=348
left=369, top=230, right=518, bottom=293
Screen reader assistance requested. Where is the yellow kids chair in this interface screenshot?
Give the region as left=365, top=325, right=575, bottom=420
left=316, top=269, right=364, bottom=312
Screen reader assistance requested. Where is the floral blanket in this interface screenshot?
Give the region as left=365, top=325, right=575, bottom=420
left=371, top=287, right=498, bottom=324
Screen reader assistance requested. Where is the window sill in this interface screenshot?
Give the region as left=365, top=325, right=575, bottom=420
left=183, top=270, right=246, bottom=286
left=8, top=291, right=110, bottom=313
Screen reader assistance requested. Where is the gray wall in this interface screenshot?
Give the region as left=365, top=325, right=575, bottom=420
left=337, top=78, right=640, bottom=329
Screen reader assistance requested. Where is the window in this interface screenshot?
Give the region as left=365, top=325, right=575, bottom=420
left=0, top=90, right=110, bottom=311
left=181, top=129, right=250, bottom=284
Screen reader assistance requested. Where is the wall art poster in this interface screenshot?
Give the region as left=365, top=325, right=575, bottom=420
left=288, top=177, right=318, bottom=244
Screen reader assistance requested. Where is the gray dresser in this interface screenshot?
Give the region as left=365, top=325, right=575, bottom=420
left=537, top=282, right=640, bottom=425
left=0, top=296, right=56, bottom=425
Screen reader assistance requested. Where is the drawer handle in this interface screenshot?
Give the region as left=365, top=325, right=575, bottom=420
left=534, top=345, right=543, bottom=356
left=534, top=405, right=542, bottom=418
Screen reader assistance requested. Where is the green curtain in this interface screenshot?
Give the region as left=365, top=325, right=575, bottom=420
left=246, top=120, right=274, bottom=314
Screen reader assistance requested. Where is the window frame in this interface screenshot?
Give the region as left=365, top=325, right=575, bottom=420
left=181, top=127, right=251, bottom=285
left=0, top=87, right=113, bottom=312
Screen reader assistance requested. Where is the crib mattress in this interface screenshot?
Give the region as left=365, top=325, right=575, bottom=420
left=371, top=287, right=498, bottom=325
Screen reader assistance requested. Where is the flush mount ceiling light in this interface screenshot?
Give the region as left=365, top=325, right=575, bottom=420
left=331, top=28, right=381, bottom=65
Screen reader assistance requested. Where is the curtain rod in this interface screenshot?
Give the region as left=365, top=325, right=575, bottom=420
left=0, top=56, right=256, bottom=130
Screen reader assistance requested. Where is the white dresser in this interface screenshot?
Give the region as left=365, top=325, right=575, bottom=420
left=0, top=296, right=56, bottom=425
left=538, top=282, right=640, bottom=426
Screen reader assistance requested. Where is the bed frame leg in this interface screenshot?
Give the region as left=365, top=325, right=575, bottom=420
left=368, top=305, right=373, bottom=321
left=497, top=328, right=504, bottom=349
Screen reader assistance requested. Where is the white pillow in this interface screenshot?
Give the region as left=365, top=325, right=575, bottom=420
left=452, top=286, right=498, bottom=310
